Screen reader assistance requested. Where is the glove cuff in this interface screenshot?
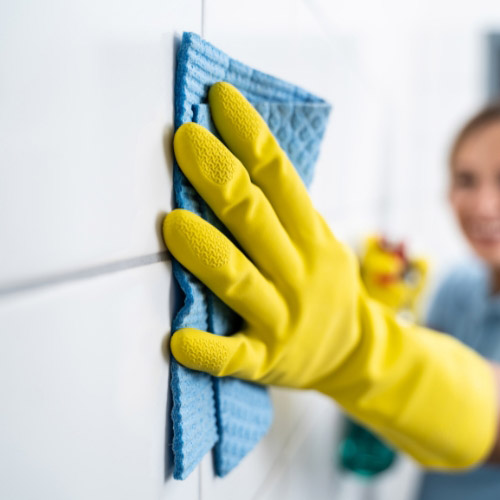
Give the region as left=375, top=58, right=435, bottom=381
left=316, top=295, right=498, bottom=469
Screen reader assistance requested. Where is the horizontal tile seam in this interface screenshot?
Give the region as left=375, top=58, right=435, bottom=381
left=0, top=251, right=170, bottom=298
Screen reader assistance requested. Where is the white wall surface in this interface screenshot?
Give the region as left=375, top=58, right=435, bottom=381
left=0, top=0, right=200, bottom=288
left=2, top=0, right=500, bottom=499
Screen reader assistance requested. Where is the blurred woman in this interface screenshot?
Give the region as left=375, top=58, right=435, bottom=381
left=417, top=103, right=500, bottom=500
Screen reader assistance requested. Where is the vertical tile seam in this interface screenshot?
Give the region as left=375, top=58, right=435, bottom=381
left=250, top=402, right=324, bottom=500
left=201, top=0, right=205, bottom=38
left=198, top=457, right=203, bottom=500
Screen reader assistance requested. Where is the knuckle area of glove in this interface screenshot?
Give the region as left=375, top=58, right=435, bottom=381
left=218, top=181, right=265, bottom=231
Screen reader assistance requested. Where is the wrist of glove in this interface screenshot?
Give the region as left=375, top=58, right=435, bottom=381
left=164, top=82, right=497, bottom=470
left=317, top=293, right=496, bottom=468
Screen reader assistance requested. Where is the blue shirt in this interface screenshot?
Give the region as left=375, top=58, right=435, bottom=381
left=417, top=260, right=500, bottom=500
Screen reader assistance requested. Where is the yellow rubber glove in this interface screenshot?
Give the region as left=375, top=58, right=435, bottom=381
left=360, top=235, right=428, bottom=317
left=163, top=82, right=497, bottom=469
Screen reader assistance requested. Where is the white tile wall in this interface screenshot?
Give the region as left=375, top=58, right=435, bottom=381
left=0, top=262, right=199, bottom=500
left=0, top=0, right=201, bottom=288
left=0, top=1, right=204, bottom=498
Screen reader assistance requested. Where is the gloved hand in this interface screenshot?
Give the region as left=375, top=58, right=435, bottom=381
left=360, top=235, right=428, bottom=316
left=163, top=82, right=497, bottom=469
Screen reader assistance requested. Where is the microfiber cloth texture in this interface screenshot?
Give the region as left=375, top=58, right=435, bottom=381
left=170, top=31, right=331, bottom=480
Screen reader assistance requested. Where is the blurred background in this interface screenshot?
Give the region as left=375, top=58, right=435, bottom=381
left=1, top=0, right=500, bottom=499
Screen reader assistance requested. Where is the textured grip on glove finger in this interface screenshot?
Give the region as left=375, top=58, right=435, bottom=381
left=171, top=328, right=231, bottom=376
left=171, top=328, right=268, bottom=380
left=175, top=123, right=237, bottom=185
left=164, top=209, right=230, bottom=269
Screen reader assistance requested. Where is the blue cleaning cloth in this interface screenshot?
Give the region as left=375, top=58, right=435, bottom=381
left=171, top=31, right=331, bottom=480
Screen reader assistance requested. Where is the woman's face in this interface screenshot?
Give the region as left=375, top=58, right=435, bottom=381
left=450, top=121, right=500, bottom=267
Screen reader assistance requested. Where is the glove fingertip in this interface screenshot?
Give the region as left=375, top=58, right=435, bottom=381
left=208, top=81, right=263, bottom=141
left=170, top=328, right=230, bottom=376
left=162, top=210, right=183, bottom=251
left=208, top=81, right=234, bottom=102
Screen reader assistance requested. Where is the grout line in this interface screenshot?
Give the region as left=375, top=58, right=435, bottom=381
left=201, top=0, right=206, bottom=38
left=198, top=456, right=203, bottom=500
left=0, top=251, right=170, bottom=298
left=250, top=394, right=323, bottom=500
